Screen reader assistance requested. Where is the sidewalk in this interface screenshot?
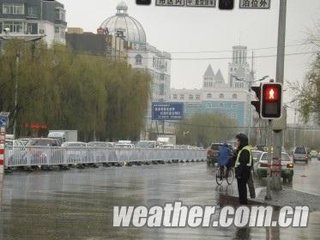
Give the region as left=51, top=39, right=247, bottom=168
left=219, top=187, right=320, bottom=211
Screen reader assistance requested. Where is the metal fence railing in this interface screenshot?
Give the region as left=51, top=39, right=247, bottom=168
left=4, top=146, right=207, bottom=167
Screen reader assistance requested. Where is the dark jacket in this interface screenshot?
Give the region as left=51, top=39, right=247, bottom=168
left=218, top=143, right=231, bottom=166
left=235, top=134, right=251, bottom=180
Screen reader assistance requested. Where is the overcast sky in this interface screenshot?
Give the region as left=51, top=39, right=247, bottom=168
left=58, top=0, right=320, bottom=117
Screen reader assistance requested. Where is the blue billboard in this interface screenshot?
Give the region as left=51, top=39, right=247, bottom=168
left=152, top=102, right=184, bottom=120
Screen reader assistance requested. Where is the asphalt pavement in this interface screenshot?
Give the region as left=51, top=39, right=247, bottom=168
left=0, top=158, right=319, bottom=240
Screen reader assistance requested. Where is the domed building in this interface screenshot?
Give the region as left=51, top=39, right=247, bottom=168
left=98, top=2, right=171, bottom=103
left=98, top=2, right=172, bottom=137
left=98, top=1, right=147, bottom=51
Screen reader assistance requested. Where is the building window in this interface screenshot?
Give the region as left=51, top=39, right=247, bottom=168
left=196, top=94, right=200, bottom=100
left=55, top=8, right=66, bottom=21
left=135, top=54, right=142, bottom=65
left=180, top=94, right=184, bottom=100
left=173, top=94, right=177, bottom=100
left=27, top=7, right=37, bottom=18
left=189, top=94, right=194, bottom=100
left=232, top=93, right=237, bottom=99
left=2, top=4, right=25, bottom=15
left=27, top=23, right=38, bottom=34
left=207, top=93, right=212, bottom=99
left=159, top=84, right=164, bottom=96
left=219, top=93, right=224, bottom=99
left=55, top=26, right=59, bottom=33
left=3, top=21, right=23, bottom=33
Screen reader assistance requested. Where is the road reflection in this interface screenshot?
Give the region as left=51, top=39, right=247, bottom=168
left=0, top=162, right=319, bottom=239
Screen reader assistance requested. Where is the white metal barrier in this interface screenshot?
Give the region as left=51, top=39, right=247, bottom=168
left=4, top=146, right=207, bottom=167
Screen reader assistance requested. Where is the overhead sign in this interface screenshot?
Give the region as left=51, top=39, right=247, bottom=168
left=156, top=0, right=185, bottom=6
left=186, top=0, right=216, bottom=7
left=0, top=112, right=10, bottom=128
left=239, top=0, right=271, bottom=9
left=0, top=117, right=7, bottom=128
left=152, top=102, right=184, bottom=120
left=155, top=0, right=216, bottom=7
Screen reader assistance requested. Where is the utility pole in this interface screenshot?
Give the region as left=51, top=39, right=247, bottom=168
left=273, top=0, right=287, bottom=190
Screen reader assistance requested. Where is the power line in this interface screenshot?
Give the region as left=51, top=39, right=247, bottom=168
left=122, top=50, right=317, bottom=61
left=128, top=43, right=313, bottom=54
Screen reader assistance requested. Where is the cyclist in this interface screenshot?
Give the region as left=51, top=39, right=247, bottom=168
left=217, top=143, right=233, bottom=179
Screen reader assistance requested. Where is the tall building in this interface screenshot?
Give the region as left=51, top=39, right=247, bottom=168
left=0, top=0, right=67, bottom=44
left=171, top=64, right=249, bottom=127
left=66, top=28, right=107, bottom=56
left=228, top=45, right=253, bottom=88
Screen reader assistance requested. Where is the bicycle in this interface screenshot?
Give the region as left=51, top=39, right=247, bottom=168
left=216, top=165, right=234, bottom=185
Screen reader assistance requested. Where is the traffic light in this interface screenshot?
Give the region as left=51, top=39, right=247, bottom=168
left=219, top=0, right=234, bottom=10
left=261, top=83, right=282, bottom=119
left=136, top=0, right=151, bottom=5
left=251, top=85, right=261, bottom=117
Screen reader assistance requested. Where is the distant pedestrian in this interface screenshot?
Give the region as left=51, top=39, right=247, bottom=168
left=234, top=133, right=252, bottom=205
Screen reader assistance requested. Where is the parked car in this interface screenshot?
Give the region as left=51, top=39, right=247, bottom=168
left=292, top=146, right=309, bottom=163
left=114, top=143, right=135, bottom=148
left=254, top=152, right=294, bottom=183
left=5, top=139, right=26, bottom=166
left=207, top=143, right=233, bottom=166
left=87, top=141, right=110, bottom=148
left=251, top=150, right=263, bottom=164
left=24, top=138, right=61, bottom=166
left=61, top=141, right=87, bottom=163
left=160, top=144, right=175, bottom=149
left=87, top=141, right=110, bottom=162
left=309, top=150, right=318, bottom=158
left=135, top=140, right=158, bottom=149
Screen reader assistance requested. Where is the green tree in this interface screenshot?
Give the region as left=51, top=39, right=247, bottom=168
left=0, top=41, right=151, bottom=141
left=289, top=25, right=320, bottom=124
left=176, top=113, right=238, bottom=147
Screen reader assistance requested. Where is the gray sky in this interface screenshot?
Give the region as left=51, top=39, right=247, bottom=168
left=59, top=0, right=320, bottom=119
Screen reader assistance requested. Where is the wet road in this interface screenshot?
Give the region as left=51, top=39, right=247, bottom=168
left=0, top=159, right=320, bottom=240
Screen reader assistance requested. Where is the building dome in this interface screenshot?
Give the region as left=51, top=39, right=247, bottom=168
left=99, top=1, right=146, bottom=49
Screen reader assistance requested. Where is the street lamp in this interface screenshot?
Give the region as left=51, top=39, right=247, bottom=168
left=0, top=32, right=45, bottom=138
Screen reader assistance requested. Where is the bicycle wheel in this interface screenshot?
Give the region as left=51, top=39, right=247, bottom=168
left=216, top=168, right=223, bottom=185
left=226, top=168, right=234, bottom=185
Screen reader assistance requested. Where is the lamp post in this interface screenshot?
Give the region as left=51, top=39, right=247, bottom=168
left=0, top=32, right=45, bottom=137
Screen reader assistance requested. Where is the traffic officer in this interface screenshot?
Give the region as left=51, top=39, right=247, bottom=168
left=234, top=133, right=252, bottom=205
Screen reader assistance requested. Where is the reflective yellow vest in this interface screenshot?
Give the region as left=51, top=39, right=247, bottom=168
left=235, top=145, right=253, bottom=167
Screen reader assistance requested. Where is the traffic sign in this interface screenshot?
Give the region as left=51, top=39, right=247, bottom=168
left=0, top=117, right=7, bottom=128
left=155, top=0, right=216, bottom=7
left=152, top=102, right=184, bottom=120
left=186, top=0, right=216, bottom=7
left=155, top=0, right=185, bottom=7
left=239, top=0, right=270, bottom=9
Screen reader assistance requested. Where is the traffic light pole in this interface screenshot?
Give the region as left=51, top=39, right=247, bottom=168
left=273, top=0, right=287, bottom=191
left=265, top=119, right=272, bottom=200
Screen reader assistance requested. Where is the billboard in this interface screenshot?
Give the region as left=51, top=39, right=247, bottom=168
left=152, top=102, right=184, bottom=120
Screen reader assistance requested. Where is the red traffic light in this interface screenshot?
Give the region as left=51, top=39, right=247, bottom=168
left=261, top=83, right=282, bottom=119
left=263, top=85, right=280, bottom=102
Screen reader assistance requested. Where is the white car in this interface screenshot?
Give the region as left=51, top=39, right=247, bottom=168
left=62, top=142, right=87, bottom=162
left=254, top=152, right=294, bottom=183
